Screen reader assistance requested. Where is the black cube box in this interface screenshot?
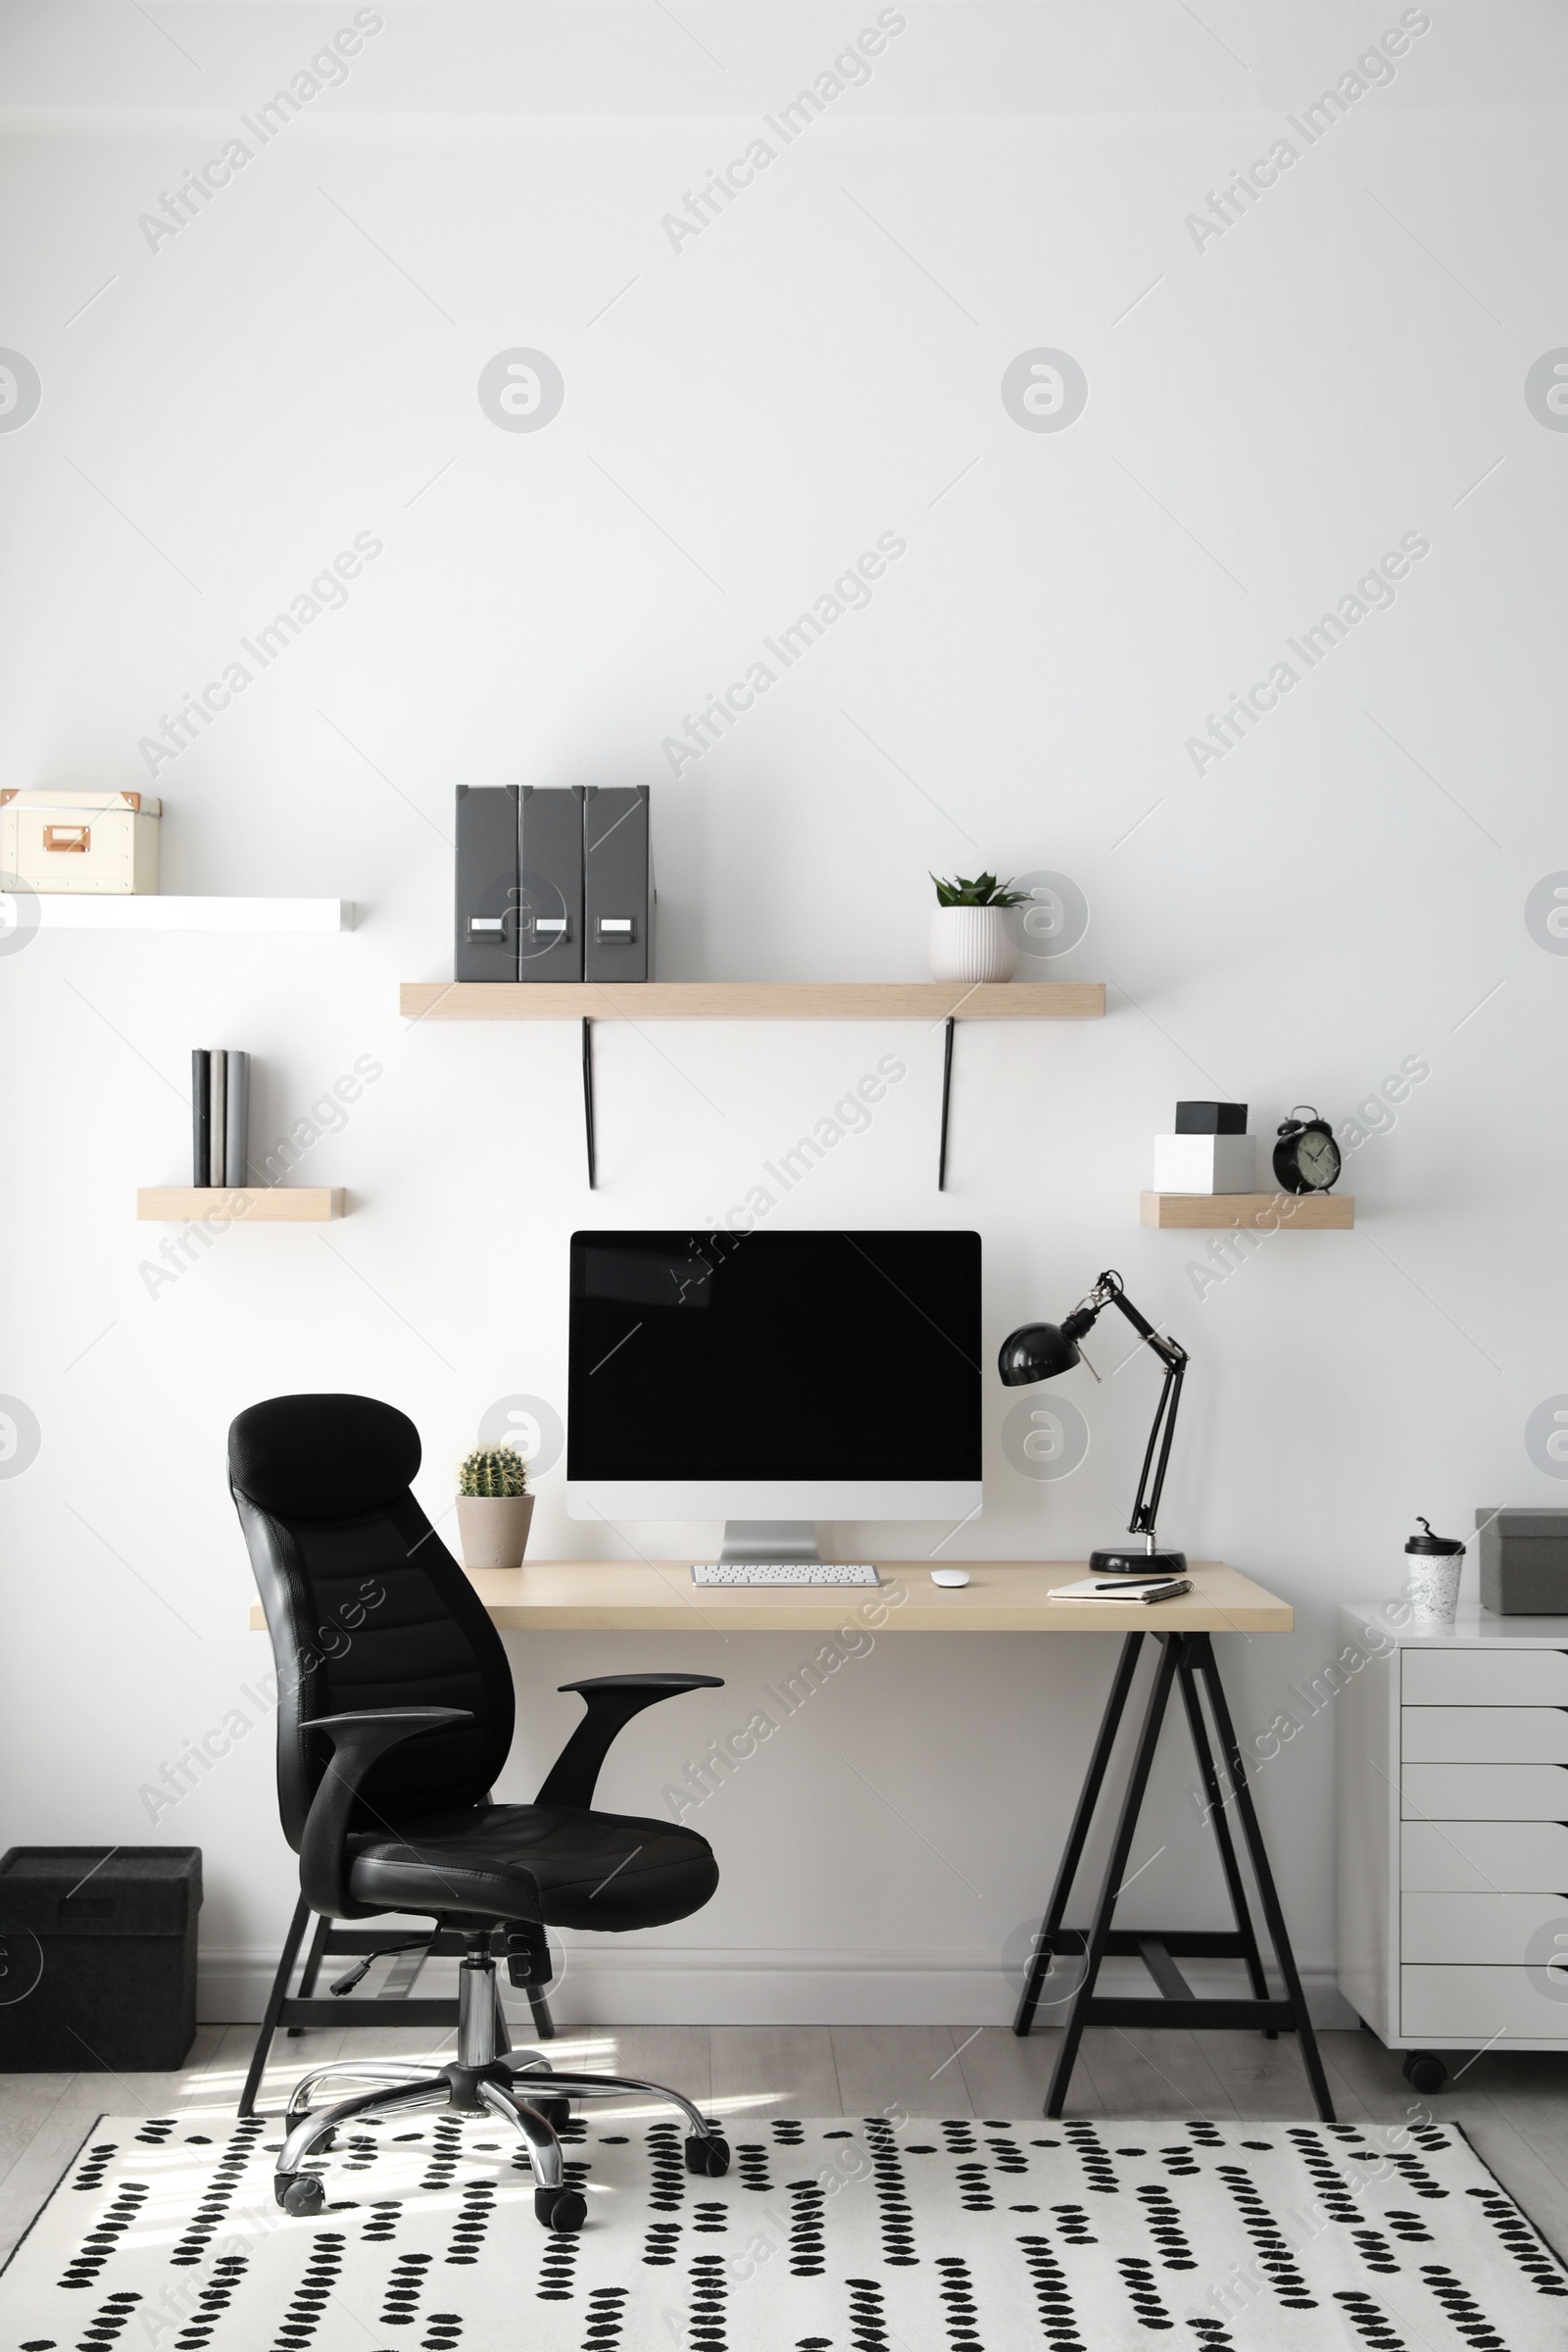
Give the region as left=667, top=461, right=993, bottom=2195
left=1477, top=1509, right=1568, bottom=1615
left=1175, top=1101, right=1248, bottom=1134
left=0, top=1847, right=201, bottom=2072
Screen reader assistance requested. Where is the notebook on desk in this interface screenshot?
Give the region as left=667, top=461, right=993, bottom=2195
left=1048, top=1574, right=1193, bottom=1604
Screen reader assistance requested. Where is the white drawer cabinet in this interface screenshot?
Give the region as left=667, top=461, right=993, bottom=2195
left=1402, top=1761, right=1568, bottom=1817
left=1400, top=1890, right=1568, bottom=1962
left=1402, top=1819, right=1568, bottom=1889
left=1401, top=1706, right=1568, bottom=1763
left=1338, top=1604, right=1568, bottom=2072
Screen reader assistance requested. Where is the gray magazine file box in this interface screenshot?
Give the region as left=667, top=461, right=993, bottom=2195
left=454, top=784, right=519, bottom=980
left=583, top=786, right=651, bottom=982
left=518, top=786, right=585, bottom=980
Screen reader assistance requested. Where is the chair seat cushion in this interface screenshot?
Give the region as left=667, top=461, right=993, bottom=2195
left=346, top=1802, right=716, bottom=1932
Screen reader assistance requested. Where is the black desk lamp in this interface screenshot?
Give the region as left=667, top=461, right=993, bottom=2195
left=999, top=1268, right=1189, bottom=1576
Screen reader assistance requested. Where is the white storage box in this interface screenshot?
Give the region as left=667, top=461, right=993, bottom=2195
left=0, top=791, right=161, bottom=894
left=1152, top=1132, right=1254, bottom=1194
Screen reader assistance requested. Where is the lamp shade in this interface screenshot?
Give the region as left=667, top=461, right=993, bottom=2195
left=998, top=1321, right=1081, bottom=1386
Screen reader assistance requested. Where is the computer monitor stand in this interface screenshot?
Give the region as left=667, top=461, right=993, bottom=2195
left=717, top=1520, right=823, bottom=1567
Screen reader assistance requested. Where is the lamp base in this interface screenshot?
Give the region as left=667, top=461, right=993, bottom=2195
left=1090, top=1545, right=1188, bottom=1578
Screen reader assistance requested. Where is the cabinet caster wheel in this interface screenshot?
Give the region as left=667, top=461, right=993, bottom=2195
left=276, top=2173, right=325, bottom=2216
left=535, top=2185, right=586, bottom=2231
left=1402, top=2052, right=1447, bottom=2094
left=685, top=2132, right=730, bottom=2177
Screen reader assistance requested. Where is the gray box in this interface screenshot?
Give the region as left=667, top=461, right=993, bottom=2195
left=1477, top=1507, right=1568, bottom=1614
left=518, top=786, right=585, bottom=980
left=454, top=785, right=519, bottom=980
left=583, top=786, right=650, bottom=982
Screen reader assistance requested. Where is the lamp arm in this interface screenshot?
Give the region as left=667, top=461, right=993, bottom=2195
left=1103, top=1282, right=1188, bottom=1373
left=1127, top=1358, right=1185, bottom=1539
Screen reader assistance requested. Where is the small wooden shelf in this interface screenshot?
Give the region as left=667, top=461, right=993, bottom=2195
left=136, top=1187, right=343, bottom=1222
left=1141, top=1191, right=1354, bottom=1230
left=38, top=897, right=351, bottom=933
left=399, top=980, right=1103, bottom=1021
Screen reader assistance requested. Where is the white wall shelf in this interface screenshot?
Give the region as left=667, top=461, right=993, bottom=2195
left=33, top=897, right=352, bottom=933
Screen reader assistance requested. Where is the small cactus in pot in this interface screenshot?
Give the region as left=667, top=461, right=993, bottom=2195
left=456, top=1444, right=534, bottom=1570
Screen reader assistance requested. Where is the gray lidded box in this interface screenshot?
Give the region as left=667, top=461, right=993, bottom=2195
left=583, top=786, right=651, bottom=982
left=1477, top=1507, right=1568, bottom=1614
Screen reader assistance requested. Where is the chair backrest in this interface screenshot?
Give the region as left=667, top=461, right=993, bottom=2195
left=228, top=1394, right=515, bottom=1850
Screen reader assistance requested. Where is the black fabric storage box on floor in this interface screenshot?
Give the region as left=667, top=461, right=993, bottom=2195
left=0, top=1846, right=201, bottom=2071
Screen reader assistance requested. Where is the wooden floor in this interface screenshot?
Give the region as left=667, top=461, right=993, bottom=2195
left=3, top=2020, right=1566, bottom=2265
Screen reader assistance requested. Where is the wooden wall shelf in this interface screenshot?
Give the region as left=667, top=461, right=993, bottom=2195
left=38, top=898, right=352, bottom=933
left=136, top=1188, right=343, bottom=1222
left=398, top=980, right=1103, bottom=1021
left=1141, top=1191, right=1354, bottom=1230
left=400, top=979, right=1105, bottom=1194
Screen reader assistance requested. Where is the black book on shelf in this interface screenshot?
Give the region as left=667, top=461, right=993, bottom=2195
left=191, top=1050, right=211, bottom=1187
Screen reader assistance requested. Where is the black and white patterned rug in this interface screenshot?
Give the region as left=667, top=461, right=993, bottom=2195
left=2, top=2108, right=1564, bottom=2348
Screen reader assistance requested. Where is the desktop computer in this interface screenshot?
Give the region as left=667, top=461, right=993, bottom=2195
left=566, top=1229, right=982, bottom=1583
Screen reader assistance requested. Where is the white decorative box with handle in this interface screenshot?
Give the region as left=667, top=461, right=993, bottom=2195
left=0, top=791, right=161, bottom=894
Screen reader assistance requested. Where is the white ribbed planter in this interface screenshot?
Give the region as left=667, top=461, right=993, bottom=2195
left=928, top=905, right=1016, bottom=983
left=455, top=1493, right=534, bottom=1570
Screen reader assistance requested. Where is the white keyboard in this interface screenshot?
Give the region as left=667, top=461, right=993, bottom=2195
left=691, top=1562, right=882, bottom=1588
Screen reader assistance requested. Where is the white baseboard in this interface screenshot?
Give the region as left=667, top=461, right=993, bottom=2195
left=198, top=1946, right=1359, bottom=2033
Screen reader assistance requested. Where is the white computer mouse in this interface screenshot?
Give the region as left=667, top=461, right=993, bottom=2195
left=930, top=1568, right=970, bottom=1588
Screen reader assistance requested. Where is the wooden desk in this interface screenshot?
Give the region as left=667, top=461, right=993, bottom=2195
left=245, top=1552, right=1327, bottom=2124
left=246, top=1558, right=1289, bottom=1637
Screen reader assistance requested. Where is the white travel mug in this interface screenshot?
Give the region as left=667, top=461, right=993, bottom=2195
left=1404, top=1517, right=1465, bottom=1624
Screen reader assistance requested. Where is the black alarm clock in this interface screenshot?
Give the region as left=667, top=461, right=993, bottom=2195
left=1272, top=1105, right=1341, bottom=1194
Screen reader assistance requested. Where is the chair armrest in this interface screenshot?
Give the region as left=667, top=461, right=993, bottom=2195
left=535, top=1675, right=723, bottom=1810
left=299, top=1707, right=473, bottom=1918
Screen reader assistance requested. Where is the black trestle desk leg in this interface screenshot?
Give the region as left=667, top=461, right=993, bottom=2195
left=1177, top=1651, right=1271, bottom=2016
left=1192, top=1631, right=1336, bottom=2123
left=1045, top=1632, right=1182, bottom=2118
left=1014, top=1632, right=1144, bottom=2036
left=525, top=1982, right=556, bottom=2039
left=287, top=1910, right=333, bottom=2037
left=239, top=1890, right=312, bottom=2119
left=582, top=1016, right=596, bottom=1189
left=938, top=1016, right=955, bottom=1191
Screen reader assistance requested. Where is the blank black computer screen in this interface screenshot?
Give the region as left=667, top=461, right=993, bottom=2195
left=567, top=1231, right=982, bottom=1481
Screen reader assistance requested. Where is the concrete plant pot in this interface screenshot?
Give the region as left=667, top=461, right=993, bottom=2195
left=456, top=1492, right=534, bottom=1571
left=928, top=905, right=1017, bottom=983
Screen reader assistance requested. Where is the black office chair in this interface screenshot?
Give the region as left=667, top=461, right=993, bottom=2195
left=228, top=1392, right=727, bottom=2232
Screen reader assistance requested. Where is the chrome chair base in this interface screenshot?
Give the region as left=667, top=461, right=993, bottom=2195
left=270, top=1949, right=729, bottom=2231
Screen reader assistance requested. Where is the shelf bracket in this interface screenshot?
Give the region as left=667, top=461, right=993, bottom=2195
left=937, top=1016, right=955, bottom=1191
left=581, top=1017, right=597, bottom=1189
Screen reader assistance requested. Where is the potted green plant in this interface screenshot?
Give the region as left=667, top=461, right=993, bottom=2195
left=929, top=871, right=1028, bottom=983
left=456, top=1444, right=533, bottom=1570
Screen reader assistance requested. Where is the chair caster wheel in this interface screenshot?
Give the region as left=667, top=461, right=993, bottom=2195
left=276, top=2173, right=325, bottom=2216
left=535, top=2185, right=586, bottom=2231
left=685, top=2133, right=730, bottom=2177
left=533, top=2099, right=570, bottom=2132
left=1402, top=2052, right=1447, bottom=2094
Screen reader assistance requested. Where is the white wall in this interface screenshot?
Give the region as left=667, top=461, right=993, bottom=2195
left=2, top=2, right=1566, bottom=2027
